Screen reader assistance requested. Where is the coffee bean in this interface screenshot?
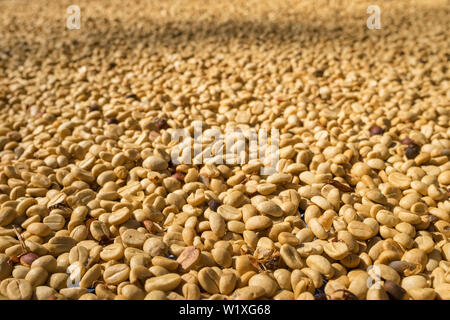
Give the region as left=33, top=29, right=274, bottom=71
left=313, top=69, right=324, bottom=77
left=208, top=199, right=222, bottom=211
left=298, top=207, right=305, bottom=221
left=89, top=103, right=100, bottom=112
left=172, top=172, right=185, bottom=181
left=106, top=118, right=119, bottom=124
left=384, top=280, right=406, bottom=300
left=156, top=117, right=169, bottom=130
left=125, top=93, right=139, bottom=100
left=369, top=125, right=384, bottom=136
left=405, top=144, right=421, bottom=159
left=400, top=137, right=415, bottom=145
left=314, top=290, right=327, bottom=300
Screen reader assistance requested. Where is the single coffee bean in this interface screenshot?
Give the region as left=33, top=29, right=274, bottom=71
left=369, top=125, right=384, bottom=136
left=106, top=118, right=119, bottom=124
left=125, top=93, right=139, bottom=100
left=156, top=117, right=169, bottom=130
left=20, top=252, right=39, bottom=267
left=172, top=172, right=185, bottom=181
left=314, top=289, right=327, bottom=300
left=313, top=69, right=324, bottom=77
left=383, top=280, right=406, bottom=300
left=176, top=246, right=200, bottom=271
left=405, top=144, right=421, bottom=159
left=88, top=103, right=100, bottom=112
left=208, top=199, right=222, bottom=212
left=400, top=137, right=415, bottom=145
left=6, top=279, right=33, bottom=300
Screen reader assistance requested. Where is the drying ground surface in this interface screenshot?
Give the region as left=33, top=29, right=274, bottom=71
left=0, top=0, right=449, bottom=300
